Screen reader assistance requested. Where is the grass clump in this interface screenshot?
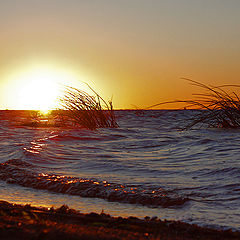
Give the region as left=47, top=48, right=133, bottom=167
left=12, top=110, right=59, bottom=128
left=149, top=79, right=240, bottom=129
left=58, top=85, right=118, bottom=130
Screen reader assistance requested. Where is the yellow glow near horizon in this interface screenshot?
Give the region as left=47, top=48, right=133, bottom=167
left=4, top=64, right=82, bottom=110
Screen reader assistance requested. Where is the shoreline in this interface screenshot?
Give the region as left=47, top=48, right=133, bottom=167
left=0, top=200, right=239, bottom=240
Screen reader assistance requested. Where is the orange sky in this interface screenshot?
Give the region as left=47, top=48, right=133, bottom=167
left=0, top=1, right=240, bottom=110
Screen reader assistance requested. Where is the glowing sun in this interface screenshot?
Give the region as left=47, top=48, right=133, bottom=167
left=6, top=65, right=79, bottom=111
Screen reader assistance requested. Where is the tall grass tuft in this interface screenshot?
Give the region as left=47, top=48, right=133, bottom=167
left=148, top=79, right=240, bottom=129
left=58, top=85, right=118, bottom=129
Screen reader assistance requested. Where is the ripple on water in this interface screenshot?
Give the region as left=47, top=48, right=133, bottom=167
left=0, top=110, right=240, bottom=230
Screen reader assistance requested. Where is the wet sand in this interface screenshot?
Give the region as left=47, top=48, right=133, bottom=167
left=0, top=200, right=239, bottom=240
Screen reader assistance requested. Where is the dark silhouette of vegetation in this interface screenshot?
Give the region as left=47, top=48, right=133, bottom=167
left=58, top=85, right=118, bottom=130
left=147, top=79, right=240, bottom=129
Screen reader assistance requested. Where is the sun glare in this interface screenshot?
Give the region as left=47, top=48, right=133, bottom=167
left=18, top=71, right=60, bottom=111
left=4, top=64, right=82, bottom=111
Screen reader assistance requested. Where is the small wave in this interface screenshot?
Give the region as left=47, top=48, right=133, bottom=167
left=0, top=159, right=189, bottom=208
left=195, top=167, right=240, bottom=177
left=3, top=159, right=36, bottom=168
left=49, top=132, right=127, bottom=142
left=51, top=134, right=102, bottom=142
left=196, top=138, right=214, bottom=144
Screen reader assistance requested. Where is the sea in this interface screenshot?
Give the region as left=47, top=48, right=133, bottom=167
left=0, top=110, right=240, bottom=231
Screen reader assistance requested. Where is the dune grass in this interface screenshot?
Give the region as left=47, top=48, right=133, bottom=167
left=58, top=85, right=118, bottom=130
left=148, top=79, right=240, bottom=129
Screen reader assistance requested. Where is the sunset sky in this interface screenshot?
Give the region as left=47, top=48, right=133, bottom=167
left=0, top=0, right=240, bottom=110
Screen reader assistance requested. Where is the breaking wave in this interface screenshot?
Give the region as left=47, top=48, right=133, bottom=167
left=0, top=159, right=188, bottom=208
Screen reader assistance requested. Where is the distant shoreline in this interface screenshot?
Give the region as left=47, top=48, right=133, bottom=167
left=0, top=200, right=239, bottom=240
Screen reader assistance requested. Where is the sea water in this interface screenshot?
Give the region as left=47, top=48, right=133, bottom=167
left=0, top=110, right=240, bottom=230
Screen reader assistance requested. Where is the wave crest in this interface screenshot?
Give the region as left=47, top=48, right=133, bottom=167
left=0, top=159, right=188, bottom=208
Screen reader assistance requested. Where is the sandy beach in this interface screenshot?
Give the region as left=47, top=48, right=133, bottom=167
left=0, top=200, right=239, bottom=240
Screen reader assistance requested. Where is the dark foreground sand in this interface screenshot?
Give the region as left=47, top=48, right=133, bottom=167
left=0, top=200, right=239, bottom=240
